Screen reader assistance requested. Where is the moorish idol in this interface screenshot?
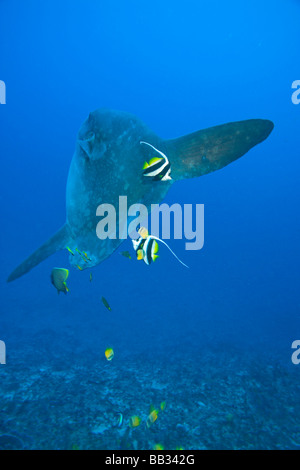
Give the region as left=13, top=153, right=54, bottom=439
left=132, top=227, right=189, bottom=268
left=141, top=141, right=172, bottom=181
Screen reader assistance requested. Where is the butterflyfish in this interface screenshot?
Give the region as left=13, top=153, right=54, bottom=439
left=129, top=415, right=141, bottom=428
left=105, top=348, right=114, bottom=361
left=51, top=268, right=69, bottom=295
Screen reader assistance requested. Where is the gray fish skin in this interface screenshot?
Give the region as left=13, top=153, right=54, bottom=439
left=7, top=108, right=274, bottom=282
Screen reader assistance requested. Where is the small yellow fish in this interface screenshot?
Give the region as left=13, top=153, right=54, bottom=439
left=83, top=252, right=91, bottom=261
left=153, top=443, right=164, bottom=450
left=105, top=348, right=114, bottom=361
left=89, top=272, right=92, bottom=282
left=102, top=296, right=112, bottom=311
left=66, top=246, right=75, bottom=256
left=160, top=401, right=166, bottom=411
left=120, top=251, right=132, bottom=260
left=76, top=248, right=88, bottom=263
left=129, top=416, right=141, bottom=428
left=51, top=268, right=69, bottom=295
left=76, top=265, right=83, bottom=271
left=146, top=409, right=159, bottom=428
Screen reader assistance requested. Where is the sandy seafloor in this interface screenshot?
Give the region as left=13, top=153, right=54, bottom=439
left=1, top=330, right=299, bottom=450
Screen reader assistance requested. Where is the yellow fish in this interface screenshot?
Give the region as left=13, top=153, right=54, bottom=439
left=83, top=252, right=91, bottom=261
left=129, top=416, right=141, bottom=428
left=89, top=272, right=92, bottom=282
left=153, top=443, right=164, bottom=450
left=66, top=246, right=75, bottom=256
left=51, top=268, right=69, bottom=295
left=102, top=296, right=112, bottom=311
left=160, top=401, right=166, bottom=411
left=120, top=251, right=132, bottom=259
left=75, top=248, right=88, bottom=263
left=146, top=409, right=159, bottom=428
left=76, top=265, right=83, bottom=271
left=105, top=348, right=114, bottom=361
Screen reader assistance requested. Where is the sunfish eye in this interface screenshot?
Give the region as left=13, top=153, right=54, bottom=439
left=78, top=131, right=96, bottom=159
left=85, top=131, right=95, bottom=142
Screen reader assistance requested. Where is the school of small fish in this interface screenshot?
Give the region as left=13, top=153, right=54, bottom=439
left=49, top=152, right=188, bottom=447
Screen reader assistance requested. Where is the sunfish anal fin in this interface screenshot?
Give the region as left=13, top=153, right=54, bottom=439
left=7, top=224, right=71, bottom=282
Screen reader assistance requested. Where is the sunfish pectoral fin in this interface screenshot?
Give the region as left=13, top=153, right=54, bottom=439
left=7, top=224, right=71, bottom=282
left=78, top=133, right=95, bottom=158
left=163, top=119, right=274, bottom=180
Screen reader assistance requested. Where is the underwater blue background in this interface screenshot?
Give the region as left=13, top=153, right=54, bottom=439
left=0, top=0, right=300, bottom=450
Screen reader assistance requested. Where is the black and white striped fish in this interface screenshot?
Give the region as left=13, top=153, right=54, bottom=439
left=141, top=141, right=172, bottom=181
left=132, top=232, right=159, bottom=265
left=132, top=227, right=189, bottom=268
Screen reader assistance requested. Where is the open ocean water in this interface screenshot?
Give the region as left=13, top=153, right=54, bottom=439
left=0, top=0, right=300, bottom=451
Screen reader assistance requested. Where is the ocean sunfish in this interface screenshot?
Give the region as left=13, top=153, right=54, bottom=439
left=7, top=109, right=274, bottom=282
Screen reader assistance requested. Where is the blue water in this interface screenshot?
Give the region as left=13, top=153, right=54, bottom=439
left=1, top=0, right=300, bottom=450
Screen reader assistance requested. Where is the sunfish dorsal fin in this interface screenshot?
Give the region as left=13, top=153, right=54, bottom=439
left=162, top=119, right=274, bottom=181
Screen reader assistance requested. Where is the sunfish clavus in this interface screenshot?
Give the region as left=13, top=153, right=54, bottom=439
left=7, top=109, right=274, bottom=282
